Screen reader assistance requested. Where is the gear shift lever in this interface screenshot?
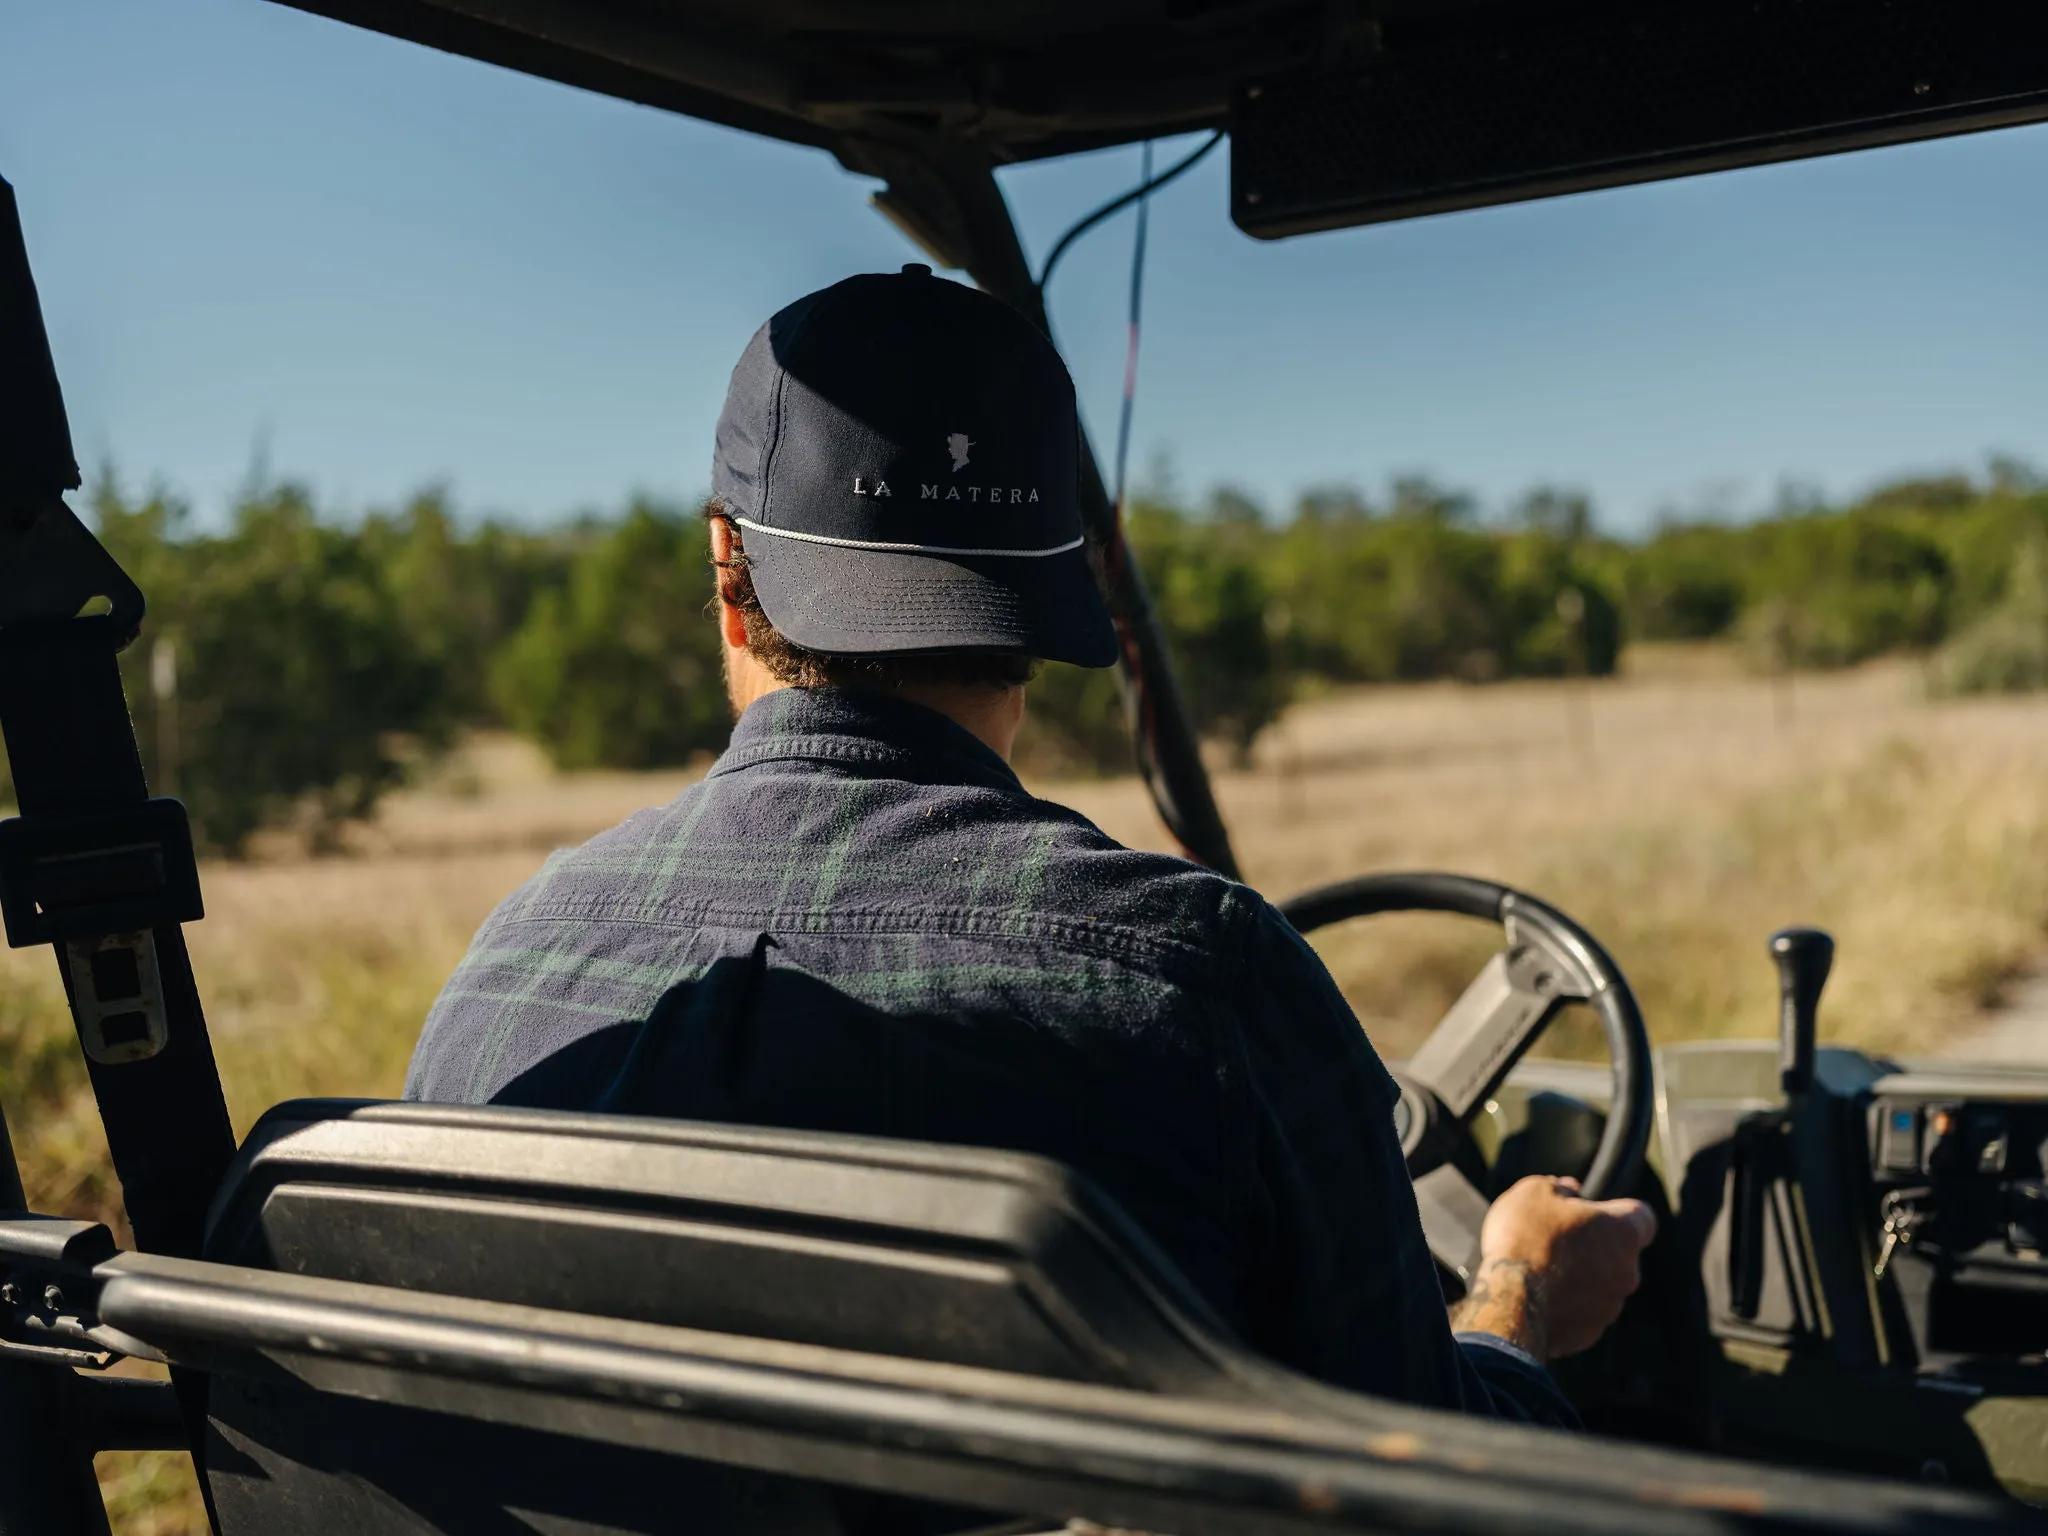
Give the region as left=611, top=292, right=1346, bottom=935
left=1730, top=926, right=1836, bottom=1320
left=1770, top=927, right=1833, bottom=1097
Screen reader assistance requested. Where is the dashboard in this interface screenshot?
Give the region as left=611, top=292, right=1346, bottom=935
left=1486, top=1047, right=2048, bottom=1499
left=1868, top=1078, right=2048, bottom=1361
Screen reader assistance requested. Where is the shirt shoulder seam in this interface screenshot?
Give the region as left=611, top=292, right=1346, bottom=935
left=479, top=901, right=1232, bottom=973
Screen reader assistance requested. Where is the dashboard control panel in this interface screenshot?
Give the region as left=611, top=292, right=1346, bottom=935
left=1867, top=1093, right=2048, bottom=1317
left=1873, top=1099, right=2040, bottom=1185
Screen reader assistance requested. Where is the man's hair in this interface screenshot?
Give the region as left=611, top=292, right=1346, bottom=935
left=704, top=502, right=1039, bottom=691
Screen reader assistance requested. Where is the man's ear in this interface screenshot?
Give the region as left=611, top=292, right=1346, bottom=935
left=707, top=518, right=750, bottom=650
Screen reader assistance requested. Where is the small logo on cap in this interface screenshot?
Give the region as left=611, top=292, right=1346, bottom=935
left=947, top=433, right=974, bottom=472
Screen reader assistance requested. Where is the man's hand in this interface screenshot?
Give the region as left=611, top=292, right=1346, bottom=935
left=1446, top=1175, right=1656, bottom=1363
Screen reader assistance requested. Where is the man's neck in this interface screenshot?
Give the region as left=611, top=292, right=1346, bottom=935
left=893, top=678, right=1026, bottom=761
left=723, top=648, right=1024, bottom=762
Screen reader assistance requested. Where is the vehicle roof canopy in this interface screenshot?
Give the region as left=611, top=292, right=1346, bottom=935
left=272, top=1, right=2048, bottom=237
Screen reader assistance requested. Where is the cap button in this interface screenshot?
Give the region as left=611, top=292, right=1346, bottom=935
left=901, top=262, right=932, bottom=277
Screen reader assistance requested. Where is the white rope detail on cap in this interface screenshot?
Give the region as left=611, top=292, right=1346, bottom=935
left=733, top=517, right=1083, bottom=559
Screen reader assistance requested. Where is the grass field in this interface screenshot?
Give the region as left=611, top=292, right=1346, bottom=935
left=7, top=645, right=2048, bottom=1528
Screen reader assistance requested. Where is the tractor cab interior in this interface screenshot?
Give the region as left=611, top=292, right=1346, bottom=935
left=7, top=3, right=2048, bottom=1532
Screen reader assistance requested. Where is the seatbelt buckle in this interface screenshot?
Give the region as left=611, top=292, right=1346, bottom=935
left=0, top=799, right=203, bottom=946
left=0, top=800, right=203, bottom=1065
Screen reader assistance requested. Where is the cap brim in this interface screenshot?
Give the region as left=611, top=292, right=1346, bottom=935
left=745, top=535, right=1119, bottom=668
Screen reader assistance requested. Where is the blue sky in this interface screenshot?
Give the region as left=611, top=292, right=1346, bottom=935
left=6, top=0, right=2048, bottom=534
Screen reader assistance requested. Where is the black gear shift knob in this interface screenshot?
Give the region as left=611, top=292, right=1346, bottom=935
left=1770, top=927, right=1833, bottom=1096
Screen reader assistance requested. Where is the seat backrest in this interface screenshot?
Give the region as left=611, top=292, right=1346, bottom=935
left=199, top=1099, right=1290, bottom=1535
left=173, top=1099, right=2028, bottom=1536
left=206, top=1098, right=1258, bottom=1399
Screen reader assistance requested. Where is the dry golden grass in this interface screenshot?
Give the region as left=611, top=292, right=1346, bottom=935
left=7, top=645, right=2048, bottom=1529
left=1055, top=648, right=2048, bottom=1062
left=93, top=1450, right=209, bottom=1536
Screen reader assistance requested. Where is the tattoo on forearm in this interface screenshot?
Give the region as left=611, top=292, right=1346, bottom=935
left=1448, top=1257, right=1547, bottom=1361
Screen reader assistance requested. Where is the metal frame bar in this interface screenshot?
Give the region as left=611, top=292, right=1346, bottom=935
left=6, top=1182, right=2040, bottom=1534
left=0, top=1110, right=112, bottom=1536
left=71, top=1249, right=2033, bottom=1535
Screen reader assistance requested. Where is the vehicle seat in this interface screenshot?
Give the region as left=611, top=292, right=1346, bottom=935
left=196, top=1098, right=1308, bottom=1535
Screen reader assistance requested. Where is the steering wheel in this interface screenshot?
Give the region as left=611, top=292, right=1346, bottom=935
left=1279, top=872, right=1653, bottom=1291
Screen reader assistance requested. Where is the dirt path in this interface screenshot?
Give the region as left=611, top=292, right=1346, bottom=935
left=1948, top=968, right=2048, bottom=1063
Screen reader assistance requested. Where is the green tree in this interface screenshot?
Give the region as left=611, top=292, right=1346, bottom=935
left=492, top=502, right=728, bottom=770
left=1021, top=500, right=1285, bottom=774
left=1929, top=528, right=2048, bottom=696
left=100, top=477, right=457, bottom=854
left=1738, top=512, right=1950, bottom=670
left=31, top=457, right=2048, bottom=840
left=1861, top=472, right=1979, bottom=513
left=1497, top=531, right=1623, bottom=678
left=1129, top=501, right=1285, bottom=765
left=1512, top=486, right=1596, bottom=545
left=1268, top=506, right=1502, bottom=681
left=357, top=490, right=571, bottom=726
left=1619, top=521, right=1752, bottom=642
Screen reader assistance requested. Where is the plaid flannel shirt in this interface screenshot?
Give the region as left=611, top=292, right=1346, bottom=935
left=407, top=687, right=1571, bottom=1424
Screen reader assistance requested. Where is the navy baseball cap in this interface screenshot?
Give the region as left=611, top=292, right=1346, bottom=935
left=711, top=265, right=1118, bottom=668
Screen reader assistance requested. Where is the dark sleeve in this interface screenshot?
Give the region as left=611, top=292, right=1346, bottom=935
left=1221, top=895, right=1579, bottom=1428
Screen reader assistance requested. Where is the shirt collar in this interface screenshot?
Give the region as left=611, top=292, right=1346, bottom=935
left=707, top=687, right=1027, bottom=795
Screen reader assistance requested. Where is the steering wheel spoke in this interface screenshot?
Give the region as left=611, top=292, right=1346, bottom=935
left=1405, top=923, right=1591, bottom=1121
left=1412, top=1162, right=1489, bottom=1288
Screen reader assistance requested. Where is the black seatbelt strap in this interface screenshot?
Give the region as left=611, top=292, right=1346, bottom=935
left=2, top=171, right=233, bottom=1531
left=0, top=171, right=235, bottom=1267
left=0, top=620, right=235, bottom=1259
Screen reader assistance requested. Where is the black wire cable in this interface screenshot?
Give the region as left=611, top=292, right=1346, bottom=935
left=1034, top=130, right=1223, bottom=295
left=1109, top=137, right=1154, bottom=523
left=1102, top=142, right=1176, bottom=850
left=1022, top=129, right=1233, bottom=868
left=1082, top=137, right=1223, bottom=869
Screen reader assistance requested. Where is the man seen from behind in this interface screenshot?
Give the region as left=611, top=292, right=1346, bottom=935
left=408, top=263, right=1655, bottom=1426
